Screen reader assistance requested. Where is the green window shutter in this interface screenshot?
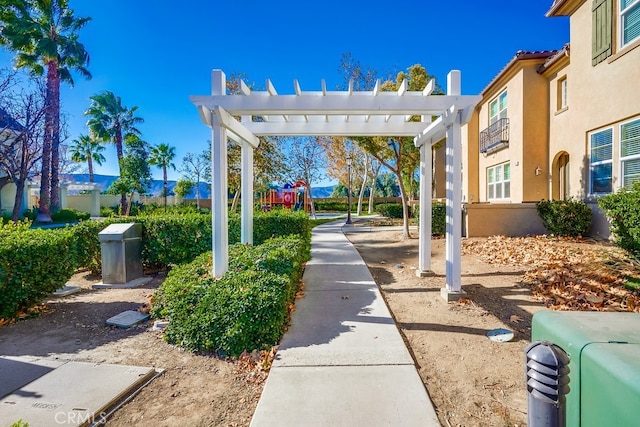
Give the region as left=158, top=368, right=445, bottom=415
left=593, top=0, right=613, bottom=65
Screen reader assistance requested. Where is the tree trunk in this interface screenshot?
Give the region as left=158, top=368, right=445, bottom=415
left=195, top=178, right=201, bottom=209
left=368, top=162, right=381, bottom=214
left=357, top=156, right=368, bottom=216
left=115, top=129, right=127, bottom=214
left=88, top=156, right=94, bottom=182
left=126, top=193, right=135, bottom=216
left=36, top=62, right=56, bottom=223
left=307, top=184, right=317, bottom=219
left=396, top=169, right=411, bottom=239
left=11, top=178, right=25, bottom=223
left=49, top=69, right=61, bottom=212
left=230, top=190, right=240, bottom=212
left=163, top=166, right=168, bottom=211
left=12, top=132, right=30, bottom=222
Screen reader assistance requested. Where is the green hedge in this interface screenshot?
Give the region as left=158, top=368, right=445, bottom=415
left=74, top=210, right=310, bottom=272
left=598, top=183, right=640, bottom=257
left=151, top=236, right=309, bottom=356
left=411, top=202, right=446, bottom=236
left=0, top=225, right=78, bottom=319
left=51, top=208, right=91, bottom=222
left=536, top=199, right=592, bottom=237
left=376, top=203, right=406, bottom=219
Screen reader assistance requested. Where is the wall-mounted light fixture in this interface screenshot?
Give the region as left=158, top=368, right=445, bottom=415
left=535, top=166, right=542, bottom=176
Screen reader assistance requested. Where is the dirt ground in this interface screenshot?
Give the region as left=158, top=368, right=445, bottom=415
left=1, top=225, right=635, bottom=426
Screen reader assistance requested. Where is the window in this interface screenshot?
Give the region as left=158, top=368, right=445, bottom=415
left=489, top=91, right=507, bottom=125
left=557, top=77, right=568, bottom=110
left=620, top=0, right=640, bottom=47
left=593, top=0, right=613, bottom=65
left=589, top=127, right=613, bottom=194
left=621, top=118, right=640, bottom=188
left=487, top=162, right=510, bottom=200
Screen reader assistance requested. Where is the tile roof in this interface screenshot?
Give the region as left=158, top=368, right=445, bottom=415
left=480, top=50, right=559, bottom=95
left=537, top=43, right=571, bottom=73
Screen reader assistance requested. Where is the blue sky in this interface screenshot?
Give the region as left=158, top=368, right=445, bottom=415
left=0, top=1, right=569, bottom=186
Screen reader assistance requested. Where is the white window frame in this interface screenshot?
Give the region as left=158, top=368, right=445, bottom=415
left=620, top=0, right=640, bottom=48
left=620, top=117, right=640, bottom=189
left=559, top=77, right=568, bottom=110
left=489, top=91, right=507, bottom=125
left=589, top=127, right=614, bottom=195
left=487, top=162, right=511, bottom=201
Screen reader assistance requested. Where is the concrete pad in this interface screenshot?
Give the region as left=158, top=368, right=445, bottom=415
left=0, top=362, right=156, bottom=426
left=105, top=310, right=150, bottom=328
left=302, top=264, right=377, bottom=291
left=0, top=357, right=66, bottom=398
left=250, top=365, right=439, bottom=427
left=53, top=286, right=81, bottom=297
left=274, top=288, right=413, bottom=367
left=440, top=287, right=467, bottom=302
left=92, top=276, right=152, bottom=289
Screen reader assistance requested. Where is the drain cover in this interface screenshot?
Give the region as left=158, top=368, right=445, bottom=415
left=106, top=310, right=149, bottom=328
left=487, top=328, right=514, bottom=342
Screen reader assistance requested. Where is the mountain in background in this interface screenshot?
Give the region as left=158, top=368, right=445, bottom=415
left=63, top=174, right=335, bottom=199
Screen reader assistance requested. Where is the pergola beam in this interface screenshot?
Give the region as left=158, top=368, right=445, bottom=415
left=211, top=106, right=260, bottom=148
left=244, top=120, right=430, bottom=136
left=190, top=94, right=477, bottom=117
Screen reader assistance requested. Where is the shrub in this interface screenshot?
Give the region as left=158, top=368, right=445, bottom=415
left=411, top=202, right=446, bottom=236
left=73, top=210, right=310, bottom=273
left=152, top=235, right=309, bottom=356
left=0, top=225, right=78, bottom=319
left=536, top=198, right=592, bottom=237
left=100, top=206, right=116, bottom=217
left=432, top=202, right=446, bottom=236
left=141, top=213, right=212, bottom=268
left=598, top=183, right=640, bottom=257
left=253, top=210, right=310, bottom=244
left=51, top=208, right=91, bottom=223
left=376, top=203, right=406, bottom=219
left=22, top=208, right=37, bottom=221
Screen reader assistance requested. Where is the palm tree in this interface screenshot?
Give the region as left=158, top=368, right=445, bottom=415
left=69, top=133, right=106, bottom=182
left=85, top=91, right=143, bottom=213
left=0, top=0, right=91, bottom=221
left=149, top=143, right=176, bottom=210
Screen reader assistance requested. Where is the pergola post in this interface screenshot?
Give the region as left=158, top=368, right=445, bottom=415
left=441, top=70, right=466, bottom=302
left=240, top=138, right=254, bottom=245
left=211, top=70, right=229, bottom=277
left=416, top=141, right=433, bottom=276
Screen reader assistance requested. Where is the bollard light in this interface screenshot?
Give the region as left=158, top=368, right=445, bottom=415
left=525, top=340, right=570, bottom=427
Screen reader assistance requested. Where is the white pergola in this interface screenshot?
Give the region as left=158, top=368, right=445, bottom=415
left=190, top=69, right=480, bottom=301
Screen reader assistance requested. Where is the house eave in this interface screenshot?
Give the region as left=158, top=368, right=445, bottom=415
left=546, top=0, right=585, bottom=17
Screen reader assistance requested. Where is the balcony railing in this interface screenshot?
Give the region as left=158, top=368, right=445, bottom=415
left=480, top=118, right=509, bottom=154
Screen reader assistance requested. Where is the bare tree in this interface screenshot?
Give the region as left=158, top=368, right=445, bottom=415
left=180, top=149, right=209, bottom=209
left=0, top=78, right=47, bottom=222
left=286, top=136, right=327, bottom=219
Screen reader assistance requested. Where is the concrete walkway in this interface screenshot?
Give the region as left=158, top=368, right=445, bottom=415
left=250, top=220, right=440, bottom=426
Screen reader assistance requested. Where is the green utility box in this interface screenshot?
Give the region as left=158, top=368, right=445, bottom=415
left=531, top=311, right=640, bottom=427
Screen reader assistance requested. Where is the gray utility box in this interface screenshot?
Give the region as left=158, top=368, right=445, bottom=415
left=98, top=223, right=143, bottom=284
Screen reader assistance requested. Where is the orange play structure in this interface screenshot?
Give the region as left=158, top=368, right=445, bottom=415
left=259, top=179, right=312, bottom=212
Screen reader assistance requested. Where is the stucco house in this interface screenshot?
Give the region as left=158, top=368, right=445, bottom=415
left=462, top=0, right=640, bottom=238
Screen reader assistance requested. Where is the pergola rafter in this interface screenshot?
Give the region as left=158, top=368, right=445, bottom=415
left=190, top=69, right=480, bottom=301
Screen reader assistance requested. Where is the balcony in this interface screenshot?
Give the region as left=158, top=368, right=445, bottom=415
left=480, top=118, right=509, bottom=154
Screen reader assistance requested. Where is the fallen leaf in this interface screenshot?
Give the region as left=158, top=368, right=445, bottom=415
left=509, top=315, right=523, bottom=323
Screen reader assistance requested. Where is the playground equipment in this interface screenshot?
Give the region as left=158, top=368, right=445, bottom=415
left=259, top=179, right=312, bottom=212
